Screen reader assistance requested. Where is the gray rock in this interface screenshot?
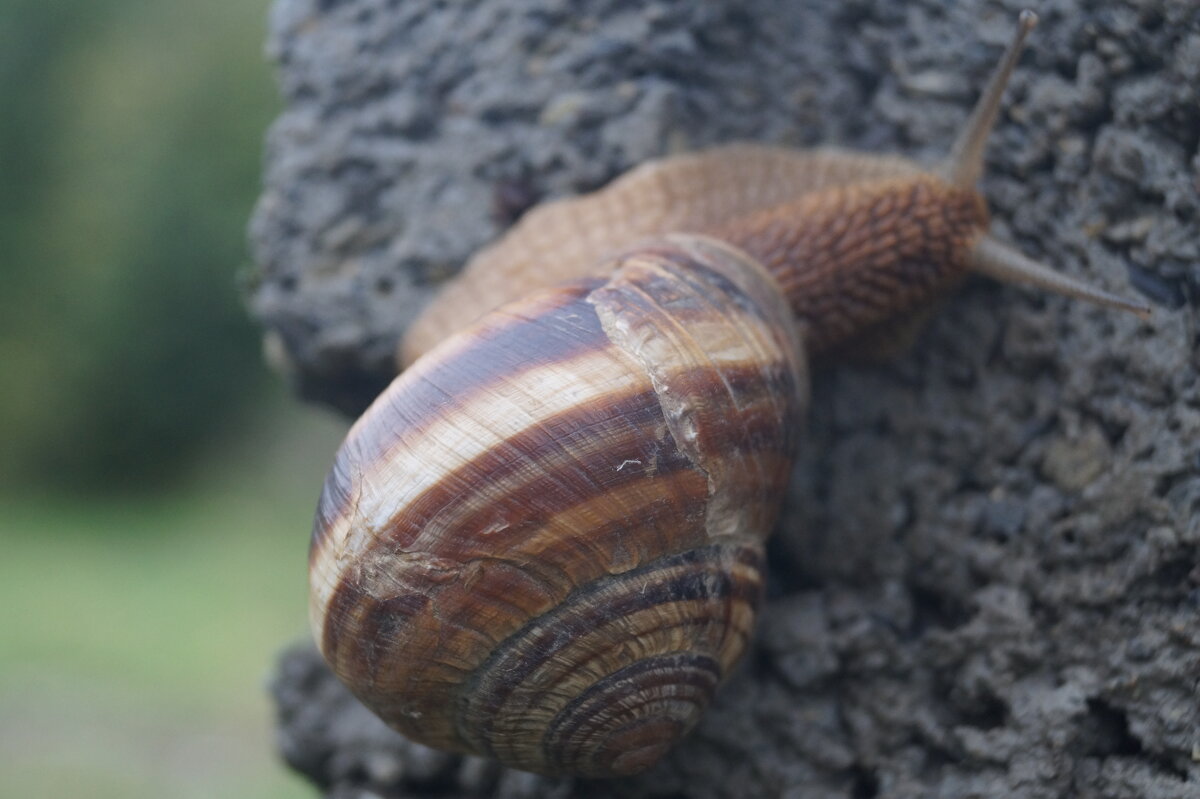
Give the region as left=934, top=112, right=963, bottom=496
left=255, top=0, right=1200, bottom=796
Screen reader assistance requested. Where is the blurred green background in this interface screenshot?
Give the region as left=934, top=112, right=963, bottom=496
left=0, top=1, right=347, bottom=796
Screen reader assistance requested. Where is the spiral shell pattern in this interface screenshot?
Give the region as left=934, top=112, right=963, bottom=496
left=310, top=235, right=807, bottom=776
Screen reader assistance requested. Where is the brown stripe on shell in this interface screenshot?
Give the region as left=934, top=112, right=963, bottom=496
left=371, top=361, right=796, bottom=557
left=372, top=387, right=683, bottom=554
left=350, top=277, right=607, bottom=467
left=309, top=278, right=609, bottom=556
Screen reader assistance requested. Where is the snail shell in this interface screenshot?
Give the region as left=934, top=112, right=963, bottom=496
left=311, top=236, right=806, bottom=776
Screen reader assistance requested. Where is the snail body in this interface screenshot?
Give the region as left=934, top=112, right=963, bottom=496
left=309, top=13, right=1147, bottom=778
left=399, top=146, right=926, bottom=364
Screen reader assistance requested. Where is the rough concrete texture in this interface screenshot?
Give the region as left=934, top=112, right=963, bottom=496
left=253, top=0, right=1200, bottom=796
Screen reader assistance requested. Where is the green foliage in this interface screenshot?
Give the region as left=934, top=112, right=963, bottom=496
left=0, top=0, right=278, bottom=491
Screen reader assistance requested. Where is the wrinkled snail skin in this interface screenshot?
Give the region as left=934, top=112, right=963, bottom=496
left=399, top=147, right=928, bottom=366
left=309, top=12, right=1150, bottom=779
left=404, top=166, right=989, bottom=366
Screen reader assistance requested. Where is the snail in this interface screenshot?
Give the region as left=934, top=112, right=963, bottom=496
left=307, top=11, right=1150, bottom=780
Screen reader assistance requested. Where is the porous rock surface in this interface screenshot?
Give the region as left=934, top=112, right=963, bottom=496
left=254, top=0, right=1200, bottom=797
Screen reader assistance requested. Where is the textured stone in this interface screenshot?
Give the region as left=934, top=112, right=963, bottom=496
left=255, top=0, right=1200, bottom=797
